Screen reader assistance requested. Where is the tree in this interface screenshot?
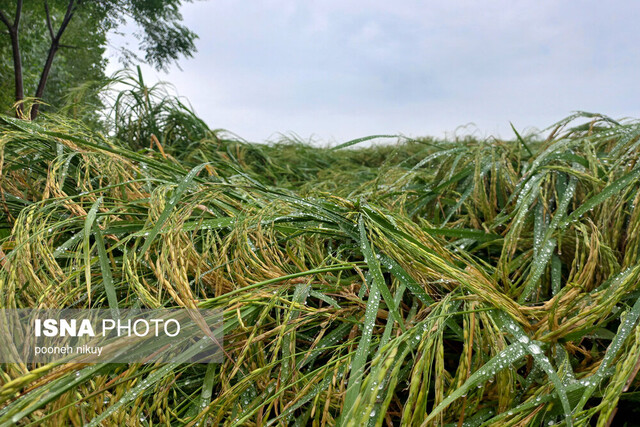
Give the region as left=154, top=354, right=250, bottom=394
left=0, top=1, right=107, bottom=122
left=0, top=0, right=198, bottom=120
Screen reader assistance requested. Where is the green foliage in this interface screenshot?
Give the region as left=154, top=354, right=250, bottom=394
left=0, top=0, right=107, bottom=116
left=98, top=0, right=198, bottom=71
left=0, top=0, right=197, bottom=119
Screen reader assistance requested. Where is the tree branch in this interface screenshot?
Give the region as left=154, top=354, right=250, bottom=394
left=54, top=0, right=76, bottom=42
left=0, top=9, right=11, bottom=29
left=31, top=0, right=76, bottom=119
left=1, top=0, right=24, bottom=29
left=14, top=0, right=22, bottom=27
left=44, top=1, right=54, bottom=40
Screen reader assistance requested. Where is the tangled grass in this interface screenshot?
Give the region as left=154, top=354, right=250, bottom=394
left=1, top=108, right=640, bottom=426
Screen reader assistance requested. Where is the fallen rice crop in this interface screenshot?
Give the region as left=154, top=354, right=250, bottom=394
left=1, top=108, right=640, bottom=425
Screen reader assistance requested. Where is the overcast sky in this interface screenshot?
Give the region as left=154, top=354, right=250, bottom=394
left=106, top=0, right=640, bottom=145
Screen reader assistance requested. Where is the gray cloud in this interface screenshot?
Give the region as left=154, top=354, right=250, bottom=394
left=107, top=0, right=640, bottom=143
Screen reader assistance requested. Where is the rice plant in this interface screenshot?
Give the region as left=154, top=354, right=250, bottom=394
left=1, top=106, right=640, bottom=425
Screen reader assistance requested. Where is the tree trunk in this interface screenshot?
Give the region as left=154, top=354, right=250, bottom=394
left=8, top=28, right=24, bottom=116
left=0, top=0, right=24, bottom=116
left=30, top=41, right=59, bottom=120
